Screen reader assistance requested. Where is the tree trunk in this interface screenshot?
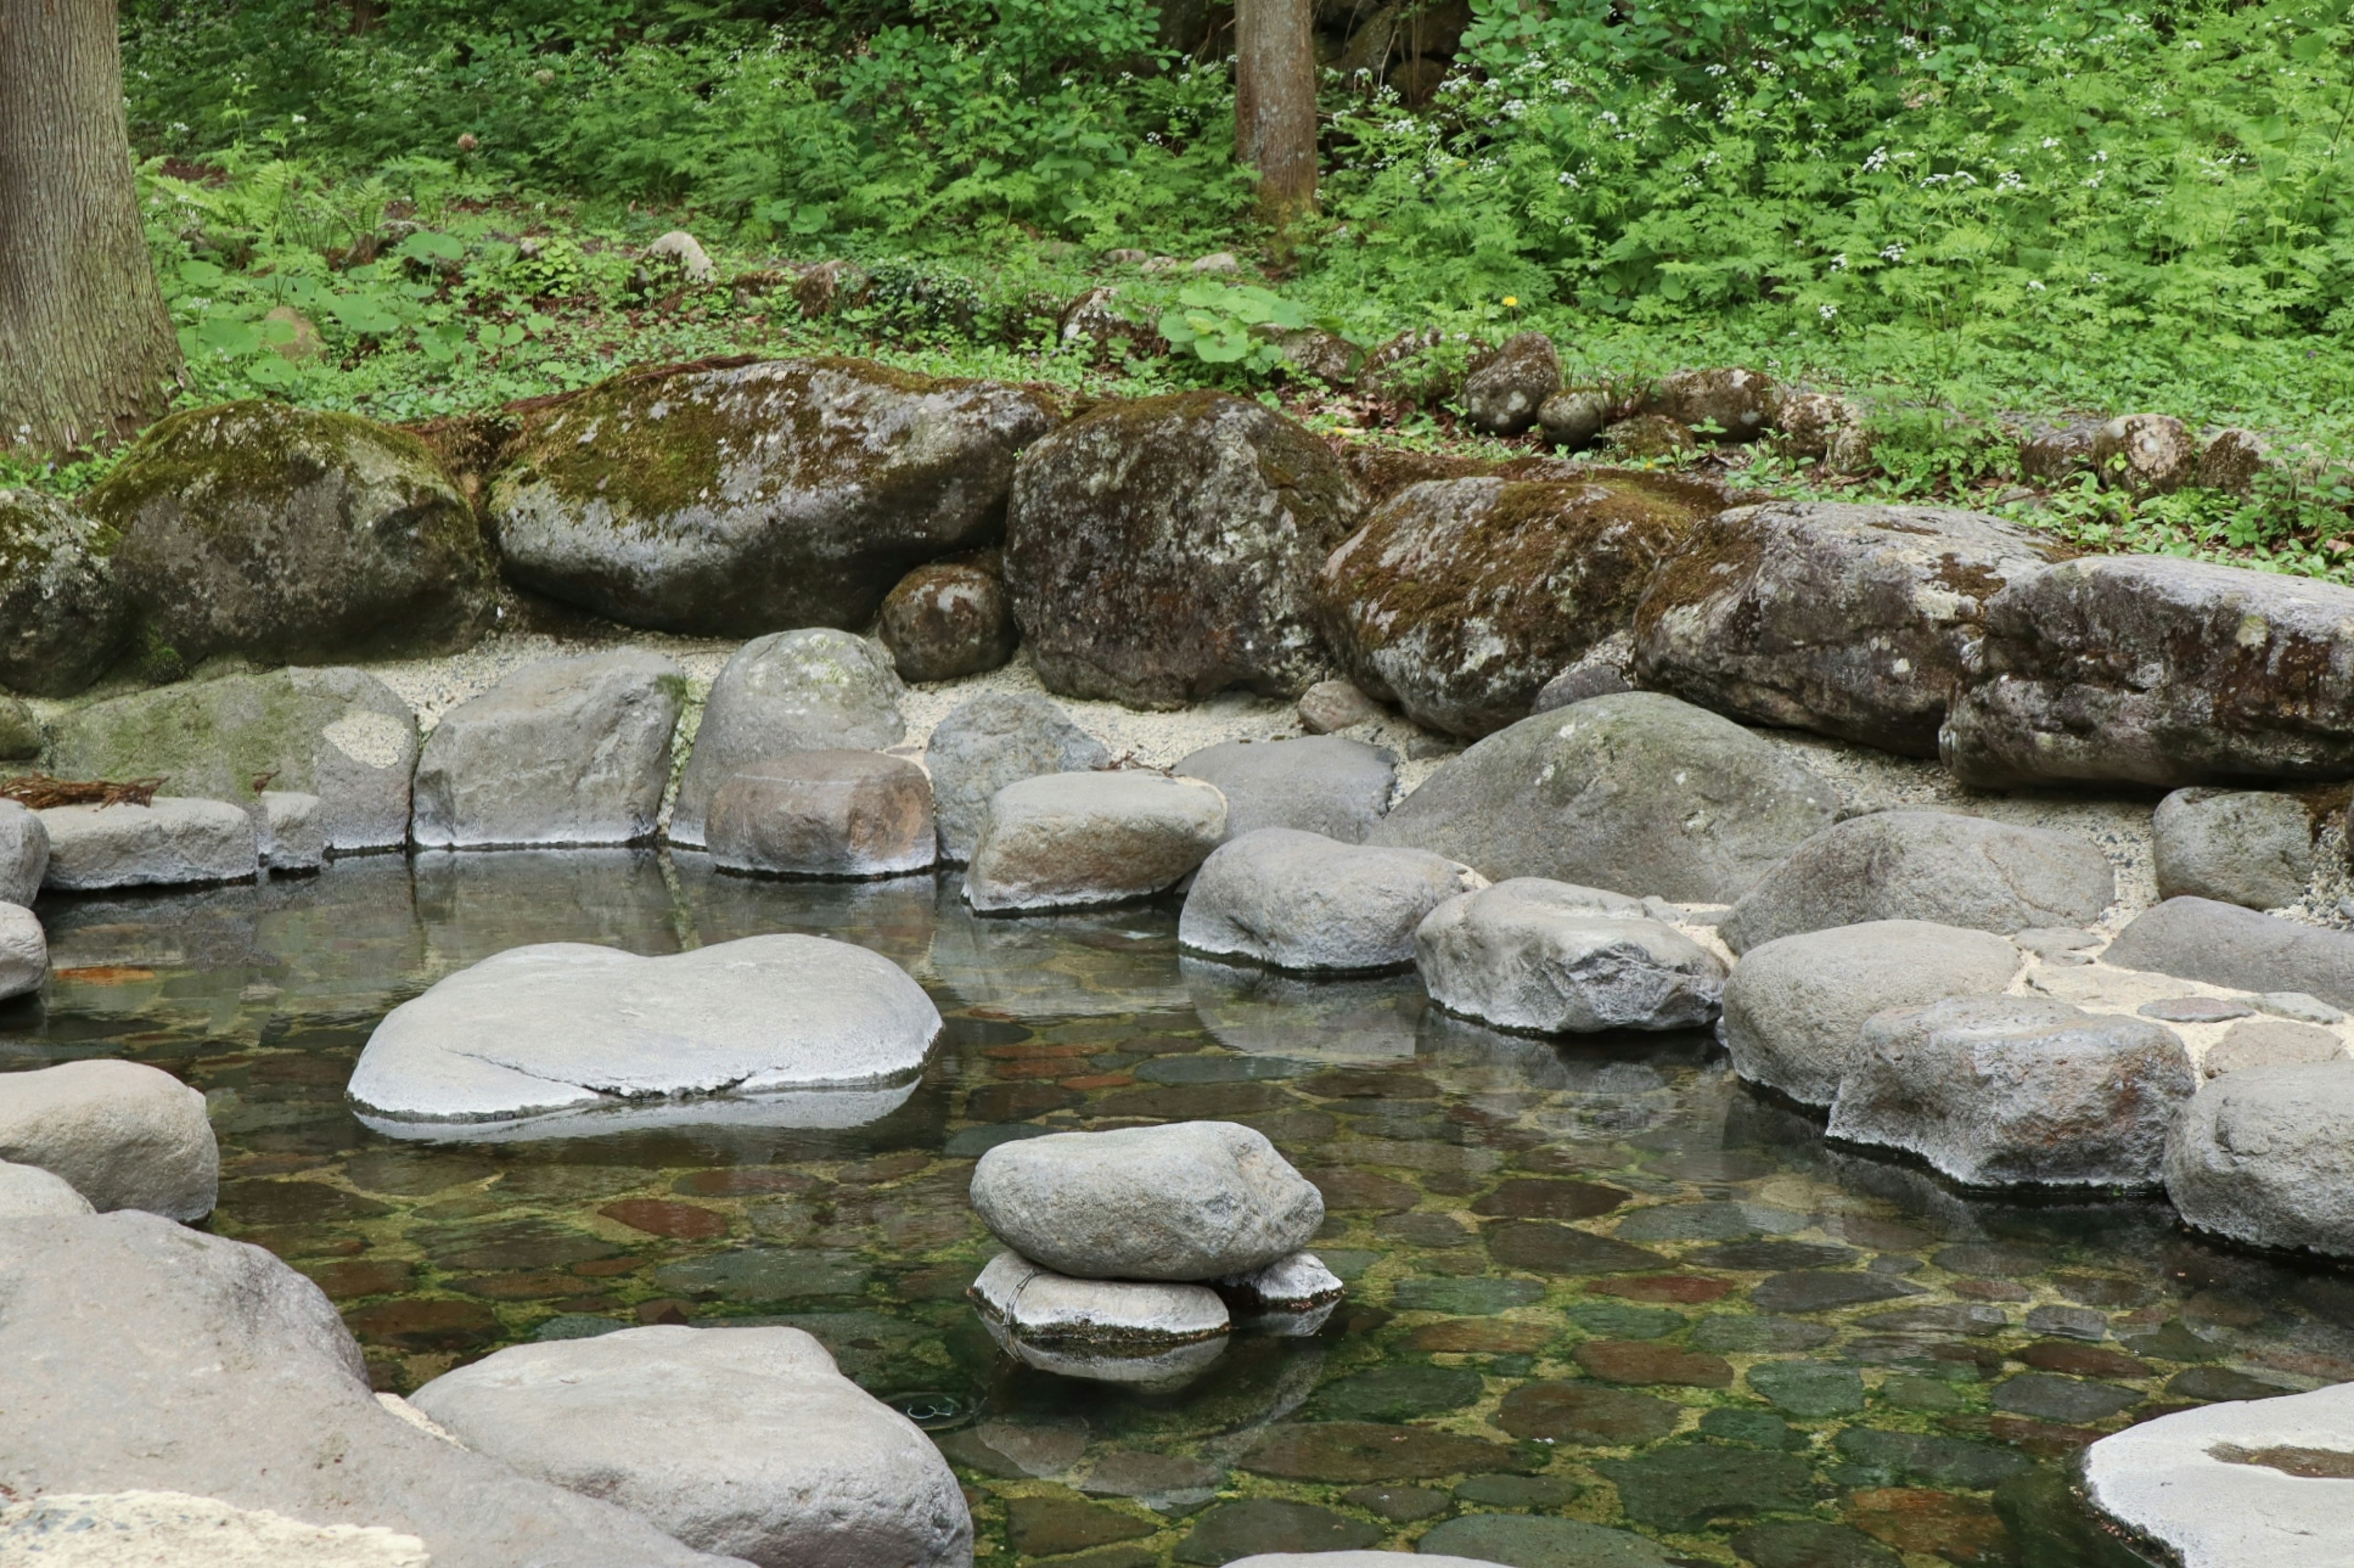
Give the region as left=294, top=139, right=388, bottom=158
left=1234, top=0, right=1317, bottom=218
left=0, top=0, right=181, bottom=458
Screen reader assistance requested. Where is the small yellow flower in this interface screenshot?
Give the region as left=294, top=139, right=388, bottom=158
left=1502, top=295, right=1518, bottom=306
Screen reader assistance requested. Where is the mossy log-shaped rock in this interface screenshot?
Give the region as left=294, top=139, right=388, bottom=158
left=0, top=489, right=128, bottom=697
left=489, top=357, right=1060, bottom=637
left=91, top=402, right=495, bottom=674
left=1005, top=390, right=1363, bottom=707
left=1317, top=474, right=1712, bottom=738
left=1631, top=502, right=2074, bottom=758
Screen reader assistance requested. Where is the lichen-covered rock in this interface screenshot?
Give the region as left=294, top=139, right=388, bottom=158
left=1416, top=878, right=1726, bottom=1033
left=1829, top=996, right=2194, bottom=1189
left=1461, top=332, right=1560, bottom=436
left=923, top=693, right=1108, bottom=864
left=1719, top=810, right=2115, bottom=952
left=1644, top=367, right=1775, bottom=442
left=877, top=558, right=1015, bottom=682
left=2166, top=1061, right=2354, bottom=1255
left=2019, top=419, right=2104, bottom=484
left=1004, top=391, right=1362, bottom=707
left=0, top=695, right=40, bottom=759
left=91, top=403, right=493, bottom=673
left=1943, top=555, right=2354, bottom=788
left=2197, top=428, right=2269, bottom=495
left=0, top=489, right=127, bottom=696
left=2090, top=414, right=2198, bottom=496
left=1537, top=389, right=1611, bottom=451
left=1318, top=476, right=1707, bottom=738
left=1366, top=693, right=1838, bottom=901
left=2153, top=788, right=2314, bottom=910
left=47, top=667, right=419, bottom=852
left=1631, top=502, right=2074, bottom=757
left=491, top=358, right=1058, bottom=636
left=669, top=630, right=905, bottom=848
left=1603, top=415, right=1696, bottom=460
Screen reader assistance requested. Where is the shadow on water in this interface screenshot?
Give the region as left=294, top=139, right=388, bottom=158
left=12, top=850, right=2344, bottom=1567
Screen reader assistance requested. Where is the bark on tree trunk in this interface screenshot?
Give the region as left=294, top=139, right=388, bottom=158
left=0, top=0, right=181, bottom=457
left=1234, top=0, right=1317, bottom=218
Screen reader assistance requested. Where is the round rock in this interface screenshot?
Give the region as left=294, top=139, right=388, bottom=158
left=0, top=1159, right=94, bottom=1217
left=0, top=1059, right=219, bottom=1219
left=964, top=772, right=1225, bottom=913
left=409, top=1324, right=969, bottom=1568
left=707, top=752, right=935, bottom=879
left=1178, top=828, right=1482, bottom=974
left=2154, top=787, right=2314, bottom=910
left=969, top=1121, right=1324, bottom=1280
left=878, top=559, right=1016, bottom=682
left=1415, top=878, right=1726, bottom=1034
left=2166, top=1060, right=2354, bottom=1255
left=1174, top=736, right=1396, bottom=844
left=923, top=692, right=1108, bottom=864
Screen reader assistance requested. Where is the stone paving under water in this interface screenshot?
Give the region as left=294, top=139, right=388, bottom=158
left=7, top=850, right=2346, bottom=1567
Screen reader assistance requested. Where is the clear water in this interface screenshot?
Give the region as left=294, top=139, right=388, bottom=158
left=10, top=851, right=2348, bottom=1567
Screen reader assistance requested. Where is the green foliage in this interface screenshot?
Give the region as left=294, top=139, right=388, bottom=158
left=1159, top=284, right=1312, bottom=373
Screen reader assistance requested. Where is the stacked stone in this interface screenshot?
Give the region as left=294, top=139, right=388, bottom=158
left=966, top=1122, right=1342, bottom=1385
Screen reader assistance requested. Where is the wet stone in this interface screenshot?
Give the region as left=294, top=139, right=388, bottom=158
left=1008, top=1494, right=1158, bottom=1557
left=426, top=1220, right=621, bottom=1271
left=1419, top=1514, right=1680, bottom=1568
left=1830, top=1429, right=2030, bottom=1489
left=1701, top=1408, right=1806, bottom=1449
left=1404, top=1318, right=1556, bottom=1353
left=218, top=1179, right=392, bottom=1225
left=1376, top=1212, right=1478, bottom=1247
left=1487, top=1220, right=1669, bottom=1276
left=1691, top=1241, right=1858, bottom=1271
left=1596, top=1444, right=1813, bottom=1529
left=1613, top=1201, right=1808, bottom=1242
left=1241, top=1421, right=1526, bottom=1482
left=1694, top=1315, right=1837, bottom=1353
left=532, top=1313, right=627, bottom=1341
left=1931, top=1244, right=2050, bottom=1277
left=1471, top=1178, right=1631, bottom=1221
left=1645, top=1150, right=1777, bottom=1182
left=1577, top=1339, right=1732, bottom=1388
left=2024, top=1303, right=2109, bottom=1341
left=1173, top=1499, right=1380, bottom=1564
left=1748, top=1360, right=1867, bottom=1417
left=2166, top=1365, right=2298, bottom=1401
left=1846, top=1488, right=2012, bottom=1568
left=300, top=1258, right=414, bottom=1300
left=342, top=1296, right=501, bottom=1352
left=1878, top=1374, right=1965, bottom=1411
left=1132, top=1054, right=1306, bottom=1083
left=598, top=1198, right=727, bottom=1239
left=1496, top=1381, right=1680, bottom=1445
left=1305, top=1363, right=1484, bottom=1422
left=649, top=1247, right=870, bottom=1301
left=1857, top=1304, right=2009, bottom=1336
left=1950, top=1277, right=2030, bottom=1303
left=1731, top=1520, right=1903, bottom=1568
left=1392, top=1276, right=1546, bottom=1314
left=1750, top=1271, right=1921, bottom=1314
left=1991, top=1372, right=2141, bottom=1424
left=1455, top=1472, right=1580, bottom=1507
left=1083, top=1452, right=1225, bottom=1497
left=1311, top=1169, right=1421, bottom=1212
left=1564, top=1302, right=1685, bottom=1339
left=1339, top=1484, right=1451, bottom=1522
left=340, top=1151, right=498, bottom=1195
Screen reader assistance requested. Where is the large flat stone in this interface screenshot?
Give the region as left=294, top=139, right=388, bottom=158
left=39, top=799, right=257, bottom=891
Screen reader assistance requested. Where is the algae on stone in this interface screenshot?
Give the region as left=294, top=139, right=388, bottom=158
left=0, top=489, right=128, bottom=697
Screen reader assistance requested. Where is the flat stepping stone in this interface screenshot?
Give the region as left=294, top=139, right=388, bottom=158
left=1417, top=1513, right=1681, bottom=1568
left=970, top=1252, right=1229, bottom=1387
left=1495, top=1381, right=1679, bottom=1445
left=1174, top=1501, right=1379, bottom=1565
left=965, top=772, right=1225, bottom=913
left=2083, top=1380, right=2354, bottom=1567
left=1991, top=1372, right=2141, bottom=1424
left=1178, top=828, right=1480, bottom=973
left=1594, top=1444, right=1812, bottom=1529
left=39, top=799, right=256, bottom=891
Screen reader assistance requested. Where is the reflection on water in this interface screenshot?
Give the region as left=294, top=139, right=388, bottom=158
left=10, top=851, right=2348, bottom=1567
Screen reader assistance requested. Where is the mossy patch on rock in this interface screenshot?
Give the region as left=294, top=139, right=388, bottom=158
left=0, top=489, right=128, bottom=698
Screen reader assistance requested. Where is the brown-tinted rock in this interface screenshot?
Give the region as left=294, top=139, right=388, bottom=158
left=878, top=558, right=1016, bottom=682
left=2090, top=414, right=2198, bottom=497
left=1575, top=1339, right=1734, bottom=1388
left=1487, top=1219, right=1669, bottom=1275
left=1298, top=679, right=1382, bottom=734
left=2019, top=1341, right=2150, bottom=1379
left=1645, top=367, right=1775, bottom=442
left=705, top=750, right=936, bottom=878
left=1008, top=1494, right=1157, bottom=1556
left=2207, top=1018, right=2345, bottom=1076
left=1495, top=1380, right=1680, bottom=1445
left=2019, top=419, right=2104, bottom=485
left=1241, top=1421, right=1524, bottom=1482
left=600, top=1198, right=728, bottom=1239
left=1311, top=1168, right=1421, bottom=1212
left=344, top=1296, right=502, bottom=1352
left=1405, top=1318, right=1558, bottom=1353
left=301, top=1259, right=415, bottom=1300
left=1590, top=1274, right=1731, bottom=1304
left=1603, top=415, right=1696, bottom=459
left=1848, top=1487, right=2013, bottom=1567
left=1471, top=1178, right=1631, bottom=1220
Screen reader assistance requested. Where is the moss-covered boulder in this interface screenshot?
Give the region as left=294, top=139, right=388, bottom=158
left=489, top=357, right=1060, bottom=637
left=45, top=667, right=419, bottom=851
left=0, top=490, right=128, bottom=697
left=1004, top=391, right=1363, bottom=707
left=1317, top=475, right=1709, bottom=738
left=91, top=403, right=494, bottom=676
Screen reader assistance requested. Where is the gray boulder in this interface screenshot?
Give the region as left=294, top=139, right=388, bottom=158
left=0, top=799, right=47, bottom=905
left=1829, top=996, right=2193, bottom=1188
left=490, top=358, right=1057, bottom=636
left=669, top=630, right=905, bottom=847
left=1943, top=555, right=2354, bottom=787
left=2153, top=788, right=2313, bottom=910
left=1178, top=828, right=1482, bottom=973
left=1366, top=693, right=1838, bottom=901
left=0, top=901, right=45, bottom=1001
left=964, top=772, right=1225, bottom=913
left=39, top=799, right=257, bottom=891
left=878, top=559, right=1015, bottom=682
left=259, top=790, right=326, bottom=872
left=1004, top=390, right=1362, bottom=706
left=346, top=935, right=942, bottom=1134
left=1630, top=502, right=2072, bottom=756
left=411, top=1325, right=970, bottom=1568
left=2083, top=1381, right=2354, bottom=1568
left=924, top=692, right=1108, bottom=864
left=1416, top=878, right=1726, bottom=1034
left=0, top=1211, right=745, bottom=1567
left=0, top=1492, right=429, bottom=1566
left=91, top=402, right=494, bottom=672
left=1317, top=476, right=1707, bottom=737
left=411, top=651, right=687, bottom=849
left=707, top=752, right=935, bottom=878
left=1461, top=332, right=1561, bottom=436
left=0, top=1059, right=218, bottom=1219
left=2019, top=418, right=2104, bottom=484
left=47, top=666, right=420, bottom=852
left=2206, top=1018, right=2345, bottom=1077
left=1719, top=810, right=2114, bottom=953
left=970, top=1252, right=1230, bottom=1385
left=0, top=1160, right=91, bottom=1217
left=0, top=489, right=128, bottom=696
left=1175, top=736, right=1395, bottom=843
left=2167, top=1061, right=2354, bottom=1255
left=969, top=1121, right=1324, bottom=1280
left=1718, top=920, right=2024, bottom=1106
left=2105, top=897, right=2354, bottom=1010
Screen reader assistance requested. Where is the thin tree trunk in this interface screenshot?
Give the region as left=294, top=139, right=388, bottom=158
left=1234, top=0, right=1317, bottom=218
left=0, top=0, right=181, bottom=458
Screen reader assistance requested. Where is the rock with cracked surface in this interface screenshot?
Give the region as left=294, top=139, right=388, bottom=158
left=346, top=935, right=941, bottom=1135
left=1179, top=828, right=1482, bottom=974
left=1942, top=555, right=2354, bottom=788
left=970, top=1121, right=1324, bottom=1280
left=924, top=692, right=1108, bottom=864
left=1174, top=736, right=1395, bottom=843
left=1415, top=878, right=1726, bottom=1034
left=963, top=772, right=1225, bottom=913
left=2166, top=1061, right=2354, bottom=1255
left=410, top=1325, right=972, bottom=1568
left=39, top=799, right=258, bottom=891
left=669, top=630, right=905, bottom=847
left=2153, top=788, right=2314, bottom=910
left=1830, top=995, right=2193, bottom=1188
left=1004, top=390, right=1362, bottom=706
left=0, top=1059, right=218, bottom=1219
left=413, top=650, right=687, bottom=849
left=1367, top=692, right=1838, bottom=901
left=2104, top=897, right=2354, bottom=1011
left=1317, top=475, right=1708, bottom=737
left=707, top=751, right=935, bottom=878
left=490, top=358, right=1057, bottom=636
left=1719, top=810, right=2114, bottom=952
left=47, top=667, right=419, bottom=851
left=0, top=488, right=128, bottom=696
left=1718, top=920, right=2024, bottom=1106
left=1631, top=502, right=2072, bottom=757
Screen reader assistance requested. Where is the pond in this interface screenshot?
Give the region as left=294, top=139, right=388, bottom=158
left=8, top=850, right=2345, bottom=1568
